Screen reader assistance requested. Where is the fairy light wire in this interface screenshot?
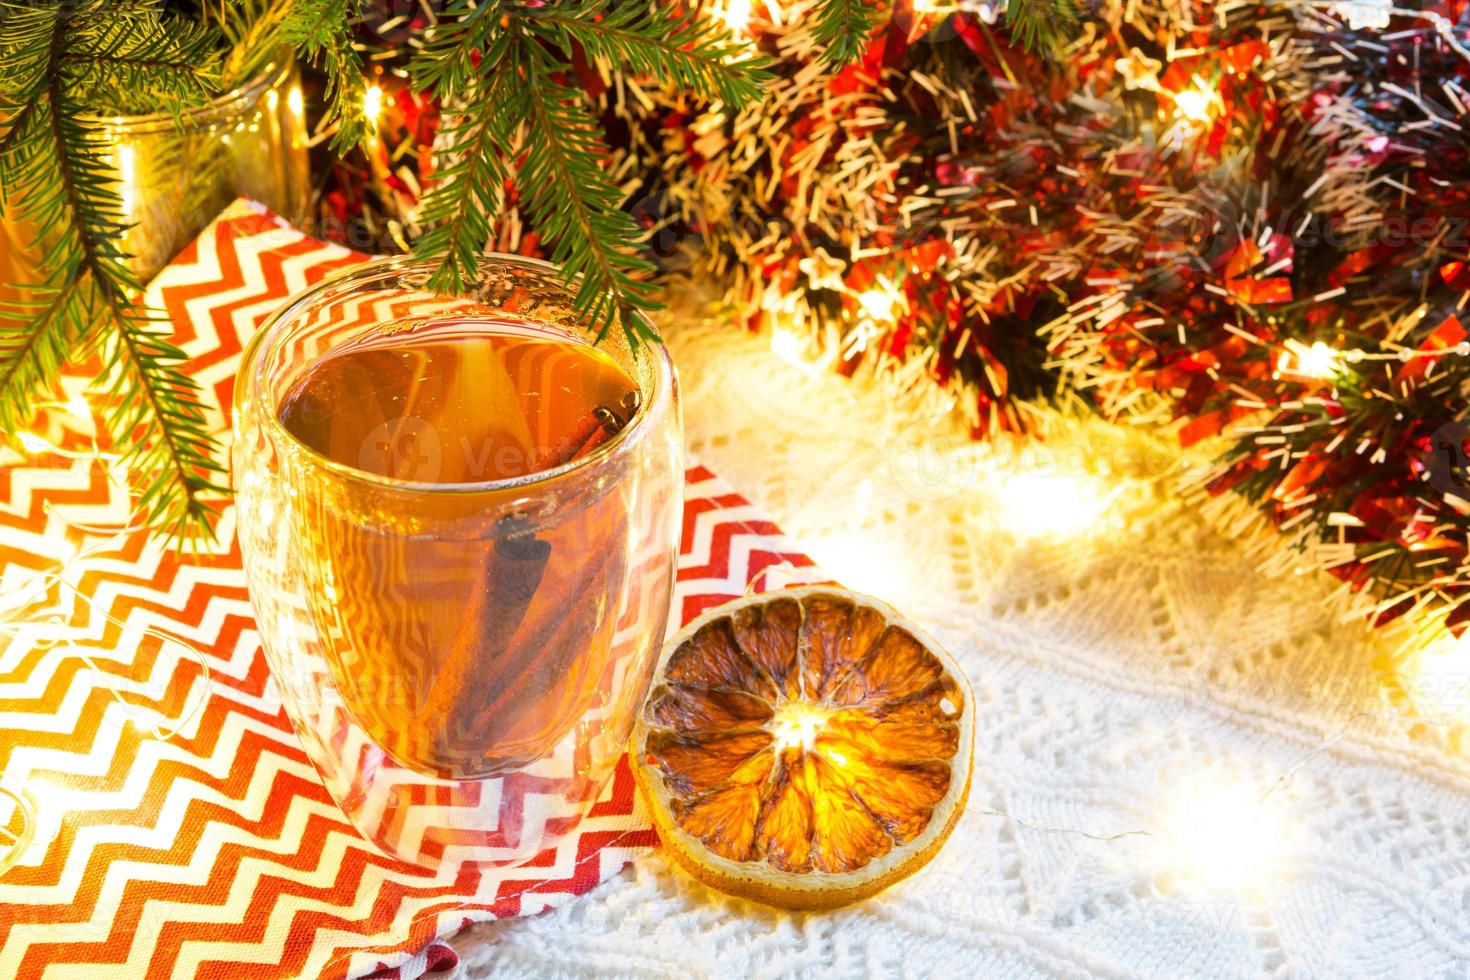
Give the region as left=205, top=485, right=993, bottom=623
left=0, top=782, right=37, bottom=878
left=1, top=503, right=212, bottom=746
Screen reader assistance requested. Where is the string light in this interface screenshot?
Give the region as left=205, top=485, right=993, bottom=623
left=0, top=508, right=212, bottom=756
left=287, top=85, right=304, bottom=118
left=16, top=431, right=59, bottom=455
left=713, top=0, right=753, bottom=33
left=804, top=533, right=908, bottom=601
left=0, top=783, right=36, bottom=877
left=768, top=311, right=839, bottom=375
left=856, top=278, right=904, bottom=324
left=1171, top=77, right=1218, bottom=125
left=57, top=392, right=93, bottom=422
left=1160, top=76, right=1220, bottom=149
left=114, top=141, right=136, bottom=219
left=1403, top=632, right=1470, bottom=722
left=10, top=429, right=124, bottom=473
left=1276, top=339, right=1342, bottom=380
left=995, top=469, right=1118, bottom=538
left=770, top=324, right=810, bottom=368
left=45, top=526, right=79, bottom=567
left=1158, top=774, right=1292, bottom=893
left=362, top=84, right=384, bottom=129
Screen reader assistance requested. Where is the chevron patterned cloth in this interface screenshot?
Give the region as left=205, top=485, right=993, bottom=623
left=0, top=199, right=822, bottom=979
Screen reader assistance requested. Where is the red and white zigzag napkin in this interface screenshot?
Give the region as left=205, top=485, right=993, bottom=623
left=0, top=200, right=821, bottom=979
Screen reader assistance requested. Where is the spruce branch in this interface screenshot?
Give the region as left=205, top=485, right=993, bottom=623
left=1006, top=0, right=1080, bottom=53
left=810, top=0, right=884, bottom=67
left=410, top=0, right=770, bottom=344
left=408, top=0, right=500, bottom=98
left=0, top=277, right=89, bottom=434
left=416, top=40, right=517, bottom=294
left=59, top=10, right=221, bottom=113
left=279, top=0, right=370, bottom=152
left=99, top=298, right=231, bottom=540
left=0, top=0, right=227, bottom=542
left=516, top=50, right=661, bottom=346
left=218, top=0, right=296, bottom=84
left=531, top=2, right=769, bottom=107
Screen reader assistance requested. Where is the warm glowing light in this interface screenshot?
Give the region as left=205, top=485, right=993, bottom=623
left=804, top=534, right=907, bottom=600
left=1172, top=81, right=1216, bottom=124
left=1277, top=340, right=1341, bottom=380
left=714, top=0, right=753, bottom=33
left=60, top=393, right=92, bottom=421
left=1159, top=775, right=1291, bottom=892
left=48, top=532, right=78, bottom=566
left=16, top=431, right=59, bottom=455
left=1404, top=633, right=1470, bottom=721
left=287, top=85, right=304, bottom=118
left=995, top=470, right=1115, bottom=538
left=114, top=141, right=135, bottom=218
left=770, top=325, right=808, bottom=368
left=857, top=280, right=904, bottom=324
left=771, top=703, right=830, bottom=751
left=362, top=84, right=384, bottom=128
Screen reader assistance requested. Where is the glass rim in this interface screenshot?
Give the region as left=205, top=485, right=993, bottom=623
left=79, top=51, right=293, bottom=134
left=240, top=253, right=674, bottom=496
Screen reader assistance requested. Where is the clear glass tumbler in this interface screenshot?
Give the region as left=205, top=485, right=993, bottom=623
left=233, top=256, right=682, bottom=869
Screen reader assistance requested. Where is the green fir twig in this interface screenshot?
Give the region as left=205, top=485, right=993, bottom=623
left=0, top=0, right=228, bottom=541
left=410, top=0, right=771, bottom=346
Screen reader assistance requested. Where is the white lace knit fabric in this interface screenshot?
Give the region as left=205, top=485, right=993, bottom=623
left=451, top=315, right=1470, bottom=979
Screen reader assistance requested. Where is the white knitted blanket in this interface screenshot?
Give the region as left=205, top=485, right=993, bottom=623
left=452, top=315, right=1470, bottom=979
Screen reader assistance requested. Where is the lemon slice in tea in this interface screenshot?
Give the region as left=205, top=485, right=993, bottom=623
left=631, top=586, right=974, bottom=909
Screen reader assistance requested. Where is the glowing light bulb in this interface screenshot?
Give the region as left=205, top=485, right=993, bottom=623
left=857, top=279, right=904, bottom=324
left=60, top=393, right=92, bottom=421
left=1159, top=776, right=1291, bottom=892
left=49, top=533, right=78, bottom=566
left=1404, top=633, right=1470, bottom=722
left=362, top=84, right=384, bottom=128
left=715, top=0, right=753, bottom=33
left=1172, top=79, right=1216, bottom=124
left=804, top=534, right=907, bottom=600
left=771, top=703, right=829, bottom=751
left=16, top=431, right=58, bottom=455
left=995, top=470, right=1114, bottom=538
left=1277, top=340, right=1341, bottom=380
left=114, top=142, right=135, bottom=218
left=770, top=325, right=808, bottom=368
left=287, top=85, right=304, bottom=118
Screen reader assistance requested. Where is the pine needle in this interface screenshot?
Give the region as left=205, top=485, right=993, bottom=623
left=0, top=0, right=227, bottom=543
left=410, top=0, right=771, bottom=345
left=810, top=0, right=884, bottom=67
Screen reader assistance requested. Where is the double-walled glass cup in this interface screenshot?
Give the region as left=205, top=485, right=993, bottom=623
left=234, top=257, right=682, bottom=868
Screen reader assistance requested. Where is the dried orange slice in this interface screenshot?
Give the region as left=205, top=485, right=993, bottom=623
left=631, top=586, right=974, bottom=909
